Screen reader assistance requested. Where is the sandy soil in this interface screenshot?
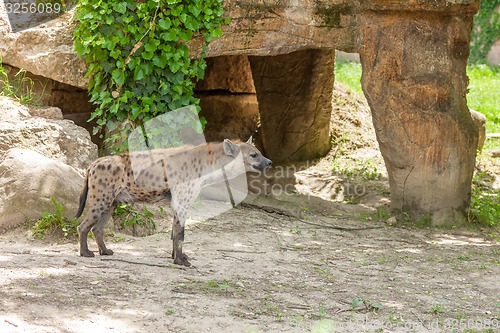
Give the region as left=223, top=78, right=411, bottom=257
left=0, top=194, right=499, bottom=333
left=1, top=83, right=499, bottom=332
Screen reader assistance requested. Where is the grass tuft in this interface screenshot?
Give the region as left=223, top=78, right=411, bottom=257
left=32, top=197, right=79, bottom=239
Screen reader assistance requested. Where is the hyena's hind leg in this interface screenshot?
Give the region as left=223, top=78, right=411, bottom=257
left=77, top=215, right=96, bottom=257
left=77, top=203, right=115, bottom=257
left=92, top=205, right=115, bottom=255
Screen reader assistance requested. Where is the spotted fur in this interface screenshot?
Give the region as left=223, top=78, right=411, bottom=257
left=75, top=139, right=272, bottom=266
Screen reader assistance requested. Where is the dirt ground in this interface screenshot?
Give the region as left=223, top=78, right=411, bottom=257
left=1, top=193, right=499, bottom=333
left=1, top=83, right=499, bottom=333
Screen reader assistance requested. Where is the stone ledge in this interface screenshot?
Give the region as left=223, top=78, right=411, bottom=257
left=361, top=0, right=479, bottom=13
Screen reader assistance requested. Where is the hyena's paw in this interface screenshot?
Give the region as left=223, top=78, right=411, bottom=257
left=99, top=249, right=114, bottom=256
left=80, top=249, right=95, bottom=257
left=174, top=254, right=191, bottom=267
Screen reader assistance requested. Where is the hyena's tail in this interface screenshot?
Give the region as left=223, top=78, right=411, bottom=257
left=75, top=173, right=89, bottom=218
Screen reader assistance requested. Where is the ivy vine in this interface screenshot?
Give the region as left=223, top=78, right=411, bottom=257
left=73, top=0, right=227, bottom=151
left=470, top=0, right=500, bottom=64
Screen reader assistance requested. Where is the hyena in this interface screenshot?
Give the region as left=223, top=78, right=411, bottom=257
left=75, top=138, right=272, bottom=266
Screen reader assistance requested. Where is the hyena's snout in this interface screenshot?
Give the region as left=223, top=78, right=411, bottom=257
left=256, top=157, right=272, bottom=171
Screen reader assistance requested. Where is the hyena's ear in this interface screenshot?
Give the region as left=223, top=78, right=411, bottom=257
left=246, top=136, right=253, bottom=145
left=223, top=139, right=241, bottom=157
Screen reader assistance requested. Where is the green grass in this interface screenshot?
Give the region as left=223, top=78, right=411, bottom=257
left=469, top=170, right=500, bottom=227
left=334, top=62, right=363, bottom=94
left=113, top=203, right=156, bottom=236
left=335, top=62, right=500, bottom=138
left=0, top=58, right=37, bottom=104
left=467, top=64, right=500, bottom=135
left=32, top=197, right=79, bottom=239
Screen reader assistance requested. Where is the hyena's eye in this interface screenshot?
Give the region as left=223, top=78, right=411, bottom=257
left=250, top=153, right=258, bottom=158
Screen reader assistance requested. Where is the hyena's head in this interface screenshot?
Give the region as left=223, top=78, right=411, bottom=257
left=223, top=138, right=272, bottom=172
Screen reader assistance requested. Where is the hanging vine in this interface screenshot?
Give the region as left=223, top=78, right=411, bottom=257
left=73, top=0, right=227, bottom=151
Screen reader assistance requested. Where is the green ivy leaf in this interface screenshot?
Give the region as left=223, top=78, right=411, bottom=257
left=142, top=51, right=154, bottom=60
left=158, top=18, right=171, bottom=30
left=112, top=69, right=125, bottom=86
left=144, top=42, right=158, bottom=53
left=74, top=0, right=228, bottom=153
left=169, top=62, right=181, bottom=73
left=152, top=54, right=168, bottom=69
left=160, top=30, right=177, bottom=41
left=135, top=68, right=144, bottom=81
left=131, top=104, right=142, bottom=120
left=116, top=2, right=127, bottom=14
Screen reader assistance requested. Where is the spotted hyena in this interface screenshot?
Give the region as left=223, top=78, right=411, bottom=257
left=75, top=138, right=272, bottom=266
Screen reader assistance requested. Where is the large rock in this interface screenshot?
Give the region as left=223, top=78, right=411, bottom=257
left=249, top=49, right=334, bottom=162
left=358, top=8, right=479, bottom=225
left=0, top=1, right=478, bottom=89
left=198, top=94, right=259, bottom=142
left=0, top=148, right=84, bottom=232
left=0, top=97, right=97, bottom=174
left=0, top=97, right=97, bottom=231
left=470, top=109, right=486, bottom=152
left=0, top=11, right=88, bottom=88
left=195, top=56, right=255, bottom=93
left=0, top=2, right=358, bottom=88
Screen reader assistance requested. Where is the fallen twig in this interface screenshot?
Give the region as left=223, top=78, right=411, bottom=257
left=411, top=310, right=430, bottom=331
left=100, top=257, right=185, bottom=269
left=4, top=319, right=18, bottom=327
left=216, top=249, right=266, bottom=254
left=241, top=202, right=384, bottom=231
left=220, top=254, right=254, bottom=262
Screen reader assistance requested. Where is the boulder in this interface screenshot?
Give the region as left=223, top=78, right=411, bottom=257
left=195, top=56, right=255, bottom=93
left=0, top=148, right=84, bottom=232
left=0, top=97, right=97, bottom=174
left=470, top=109, right=486, bottom=152
left=358, top=8, right=479, bottom=225
left=0, top=2, right=358, bottom=88
left=198, top=94, right=259, bottom=142
left=0, top=11, right=88, bottom=88
left=0, top=95, right=31, bottom=121
left=249, top=49, right=334, bottom=162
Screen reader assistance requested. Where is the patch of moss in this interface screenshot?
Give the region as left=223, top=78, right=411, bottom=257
left=315, top=2, right=352, bottom=28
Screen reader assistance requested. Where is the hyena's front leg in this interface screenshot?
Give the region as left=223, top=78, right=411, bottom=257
left=171, top=212, right=190, bottom=267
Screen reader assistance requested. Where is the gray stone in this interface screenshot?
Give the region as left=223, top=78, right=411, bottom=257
left=249, top=49, right=334, bottom=163
left=470, top=109, right=486, bottom=152
left=358, top=10, right=478, bottom=226
left=0, top=96, right=30, bottom=121
left=0, top=97, right=97, bottom=174
left=0, top=148, right=83, bottom=232
left=28, top=106, right=64, bottom=120
left=0, top=11, right=88, bottom=88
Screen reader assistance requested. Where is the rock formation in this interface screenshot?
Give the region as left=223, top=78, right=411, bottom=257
left=0, top=148, right=85, bottom=231
left=358, top=2, right=480, bottom=224
left=0, top=0, right=483, bottom=224
left=0, top=97, right=97, bottom=231
left=0, top=97, right=97, bottom=174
